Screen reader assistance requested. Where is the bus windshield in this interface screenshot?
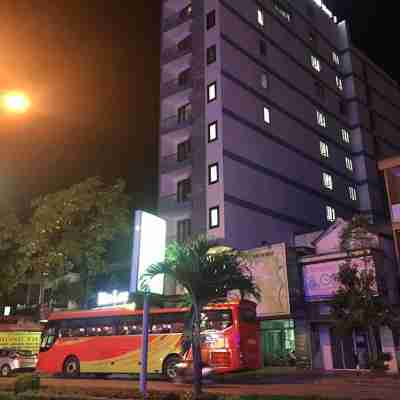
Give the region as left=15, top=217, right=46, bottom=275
left=201, top=309, right=232, bottom=331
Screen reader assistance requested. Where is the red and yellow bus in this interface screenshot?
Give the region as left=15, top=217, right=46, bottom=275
left=37, top=300, right=261, bottom=379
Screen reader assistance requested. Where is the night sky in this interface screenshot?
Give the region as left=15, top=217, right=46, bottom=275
left=0, top=1, right=396, bottom=212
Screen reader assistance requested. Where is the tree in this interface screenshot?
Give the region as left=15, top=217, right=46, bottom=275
left=331, top=215, right=399, bottom=365
left=0, top=208, right=25, bottom=305
left=142, top=236, right=260, bottom=397
left=19, top=177, right=132, bottom=307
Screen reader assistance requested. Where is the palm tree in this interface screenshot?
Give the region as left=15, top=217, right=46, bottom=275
left=142, top=236, right=260, bottom=397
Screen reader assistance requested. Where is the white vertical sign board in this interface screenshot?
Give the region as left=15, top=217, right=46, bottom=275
left=130, top=210, right=166, bottom=294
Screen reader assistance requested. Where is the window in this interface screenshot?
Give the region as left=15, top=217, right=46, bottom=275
left=257, top=8, right=264, bottom=26
left=180, top=4, right=192, bottom=19
left=322, top=172, right=333, bottom=190
left=336, top=76, right=343, bottom=91
left=208, top=163, right=219, bottom=184
left=177, top=178, right=191, bottom=202
left=263, top=106, right=270, bottom=124
left=320, top=141, right=329, bottom=158
left=339, top=100, right=347, bottom=115
left=306, top=4, right=315, bottom=18
left=259, top=40, right=267, bottom=56
left=208, top=121, right=218, bottom=142
left=177, top=139, right=191, bottom=162
left=326, top=206, right=336, bottom=222
left=349, top=186, right=357, bottom=201
left=345, top=157, right=353, bottom=172
left=341, top=128, right=350, bottom=143
left=207, top=81, right=217, bottom=102
left=209, top=206, right=220, bottom=228
left=332, top=52, right=340, bottom=65
left=316, top=110, right=327, bottom=127
left=311, top=55, right=321, bottom=72
left=177, top=103, right=192, bottom=123
left=309, top=31, right=317, bottom=45
left=274, top=2, right=291, bottom=22
left=207, top=45, right=216, bottom=65
left=177, top=219, right=191, bottom=242
left=206, top=10, right=216, bottom=30
left=315, top=81, right=325, bottom=100
left=261, top=73, right=269, bottom=89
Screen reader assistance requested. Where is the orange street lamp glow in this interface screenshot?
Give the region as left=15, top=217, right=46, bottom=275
left=2, top=91, right=31, bottom=114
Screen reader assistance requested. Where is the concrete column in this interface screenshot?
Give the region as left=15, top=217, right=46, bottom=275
left=380, top=326, right=399, bottom=373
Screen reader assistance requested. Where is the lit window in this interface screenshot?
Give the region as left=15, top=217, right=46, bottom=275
left=345, top=157, right=353, bottom=172
left=332, top=52, right=340, bottom=65
left=263, top=106, right=270, bottom=124
left=209, top=206, right=220, bottom=229
left=326, top=206, right=336, bottom=222
left=349, top=186, right=357, bottom=201
left=257, top=9, right=264, bottom=26
left=311, top=55, right=321, bottom=72
left=317, top=110, right=327, bottom=127
left=207, top=82, right=217, bottom=102
left=261, top=73, right=269, bottom=89
left=208, top=163, right=219, bottom=184
left=208, top=121, right=218, bottom=142
left=274, top=2, right=291, bottom=22
left=322, top=172, right=333, bottom=190
left=336, top=76, right=343, bottom=91
left=320, top=141, right=329, bottom=158
left=341, top=128, right=350, bottom=143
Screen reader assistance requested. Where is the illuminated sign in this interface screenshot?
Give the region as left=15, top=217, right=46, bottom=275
left=312, top=0, right=337, bottom=23
left=303, top=256, right=375, bottom=301
left=3, top=307, right=11, bottom=317
left=130, top=211, right=167, bottom=295
left=97, top=290, right=130, bottom=306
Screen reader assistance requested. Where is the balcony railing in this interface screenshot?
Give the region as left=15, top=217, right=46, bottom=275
left=161, top=76, right=193, bottom=98
left=160, top=153, right=191, bottom=174
left=163, top=5, right=193, bottom=32
left=392, top=204, right=400, bottom=222
left=159, top=193, right=192, bottom=215
left=160, top=112, right=193, bottom=133
left=161, top=36, right=192, bottom=64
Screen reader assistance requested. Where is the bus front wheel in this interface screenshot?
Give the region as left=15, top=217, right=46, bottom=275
left=63, top=356, right=80, bottom=378
left=163, top=355, right=181, bottom=380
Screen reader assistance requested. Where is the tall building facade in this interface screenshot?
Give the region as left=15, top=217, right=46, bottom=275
left=158, top=0, right=400, bottom=253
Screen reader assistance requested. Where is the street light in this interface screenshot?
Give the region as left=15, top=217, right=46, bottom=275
left=1, top=91, right=31, bottom=114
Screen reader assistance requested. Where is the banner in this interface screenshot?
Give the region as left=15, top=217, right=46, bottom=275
left=0, top=331, right=41, bottom=353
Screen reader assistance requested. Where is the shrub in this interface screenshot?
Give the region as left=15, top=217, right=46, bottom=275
left=14, top=374, right=40, bottom=395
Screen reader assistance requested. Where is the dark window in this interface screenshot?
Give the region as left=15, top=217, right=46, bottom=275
left=177, top=139, right=191, bottom=162
left=206, top=10, right=216, bottom=30
left=306, top=4, right=314, bottom=18
left=207, top=45, right=217, bottom=65
left=309, top=31, right=318, bottom=48
left=274, top=1, right=291, bottom=22
left=370, top=112, right=376, bottom=130
left=315, top=81, right=325, bottom=100
left=259, top=40, right=267, bottom=56
left=177, top=103, right=192, bottom=123
left=177, top=178, right=191, bottom=202
left=208, top=163, right=219, bottom=184
left=177, top=219, right=191, bottom=243
left=209, top=206, right=220, bottom=229
left=339, top=100, right=347, bottom=115
left=178, top=68, right=191, bottom=86
left=177, top=35, right=192, bottom=51
left=180, top=4, right=192, bottom=19
left=201, top=310, right=232, bottom=331
left=208, top=121, right=218, bottom=142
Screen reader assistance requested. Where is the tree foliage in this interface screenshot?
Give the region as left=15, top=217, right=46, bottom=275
left=142, top=236, right=260, bottom=396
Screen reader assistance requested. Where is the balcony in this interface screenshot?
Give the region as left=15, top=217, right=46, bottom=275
left=392, top=204, right=400, bottom=223
left=160, top=153, right=191, bottom=175
left=159, top=194, right=191, bottom=218
left=161, top=75, right=193, bottom=99
left=160, top=112, right=193, bottom=134
left=163, top=5, right=192, bottom=32
left=161, top=36, right=192, bottom=65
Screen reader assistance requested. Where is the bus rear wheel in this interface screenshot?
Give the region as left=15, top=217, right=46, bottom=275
left=163, top=355, right=181, bottom=380
left=63, top=356, right=80, bottom=378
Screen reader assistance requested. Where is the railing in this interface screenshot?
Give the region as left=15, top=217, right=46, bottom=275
left=160, top=153, right=191, bottom=173
left=160, top=112, right=193, bottom=132
left=392, top=204, right=400, bottom=222
left=163, top=5, right=193, bottom=32
left=161, top=76, right=193, bottom=97
left=161, top=38, right=192, bottom=64
left=159, top=193, right=192, bottom=214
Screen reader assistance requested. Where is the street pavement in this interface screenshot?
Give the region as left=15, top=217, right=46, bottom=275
left=1, top=374, right=400, bottom=399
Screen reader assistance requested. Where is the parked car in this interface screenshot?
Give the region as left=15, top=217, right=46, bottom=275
left=0, top=348, right=38, bottom=377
